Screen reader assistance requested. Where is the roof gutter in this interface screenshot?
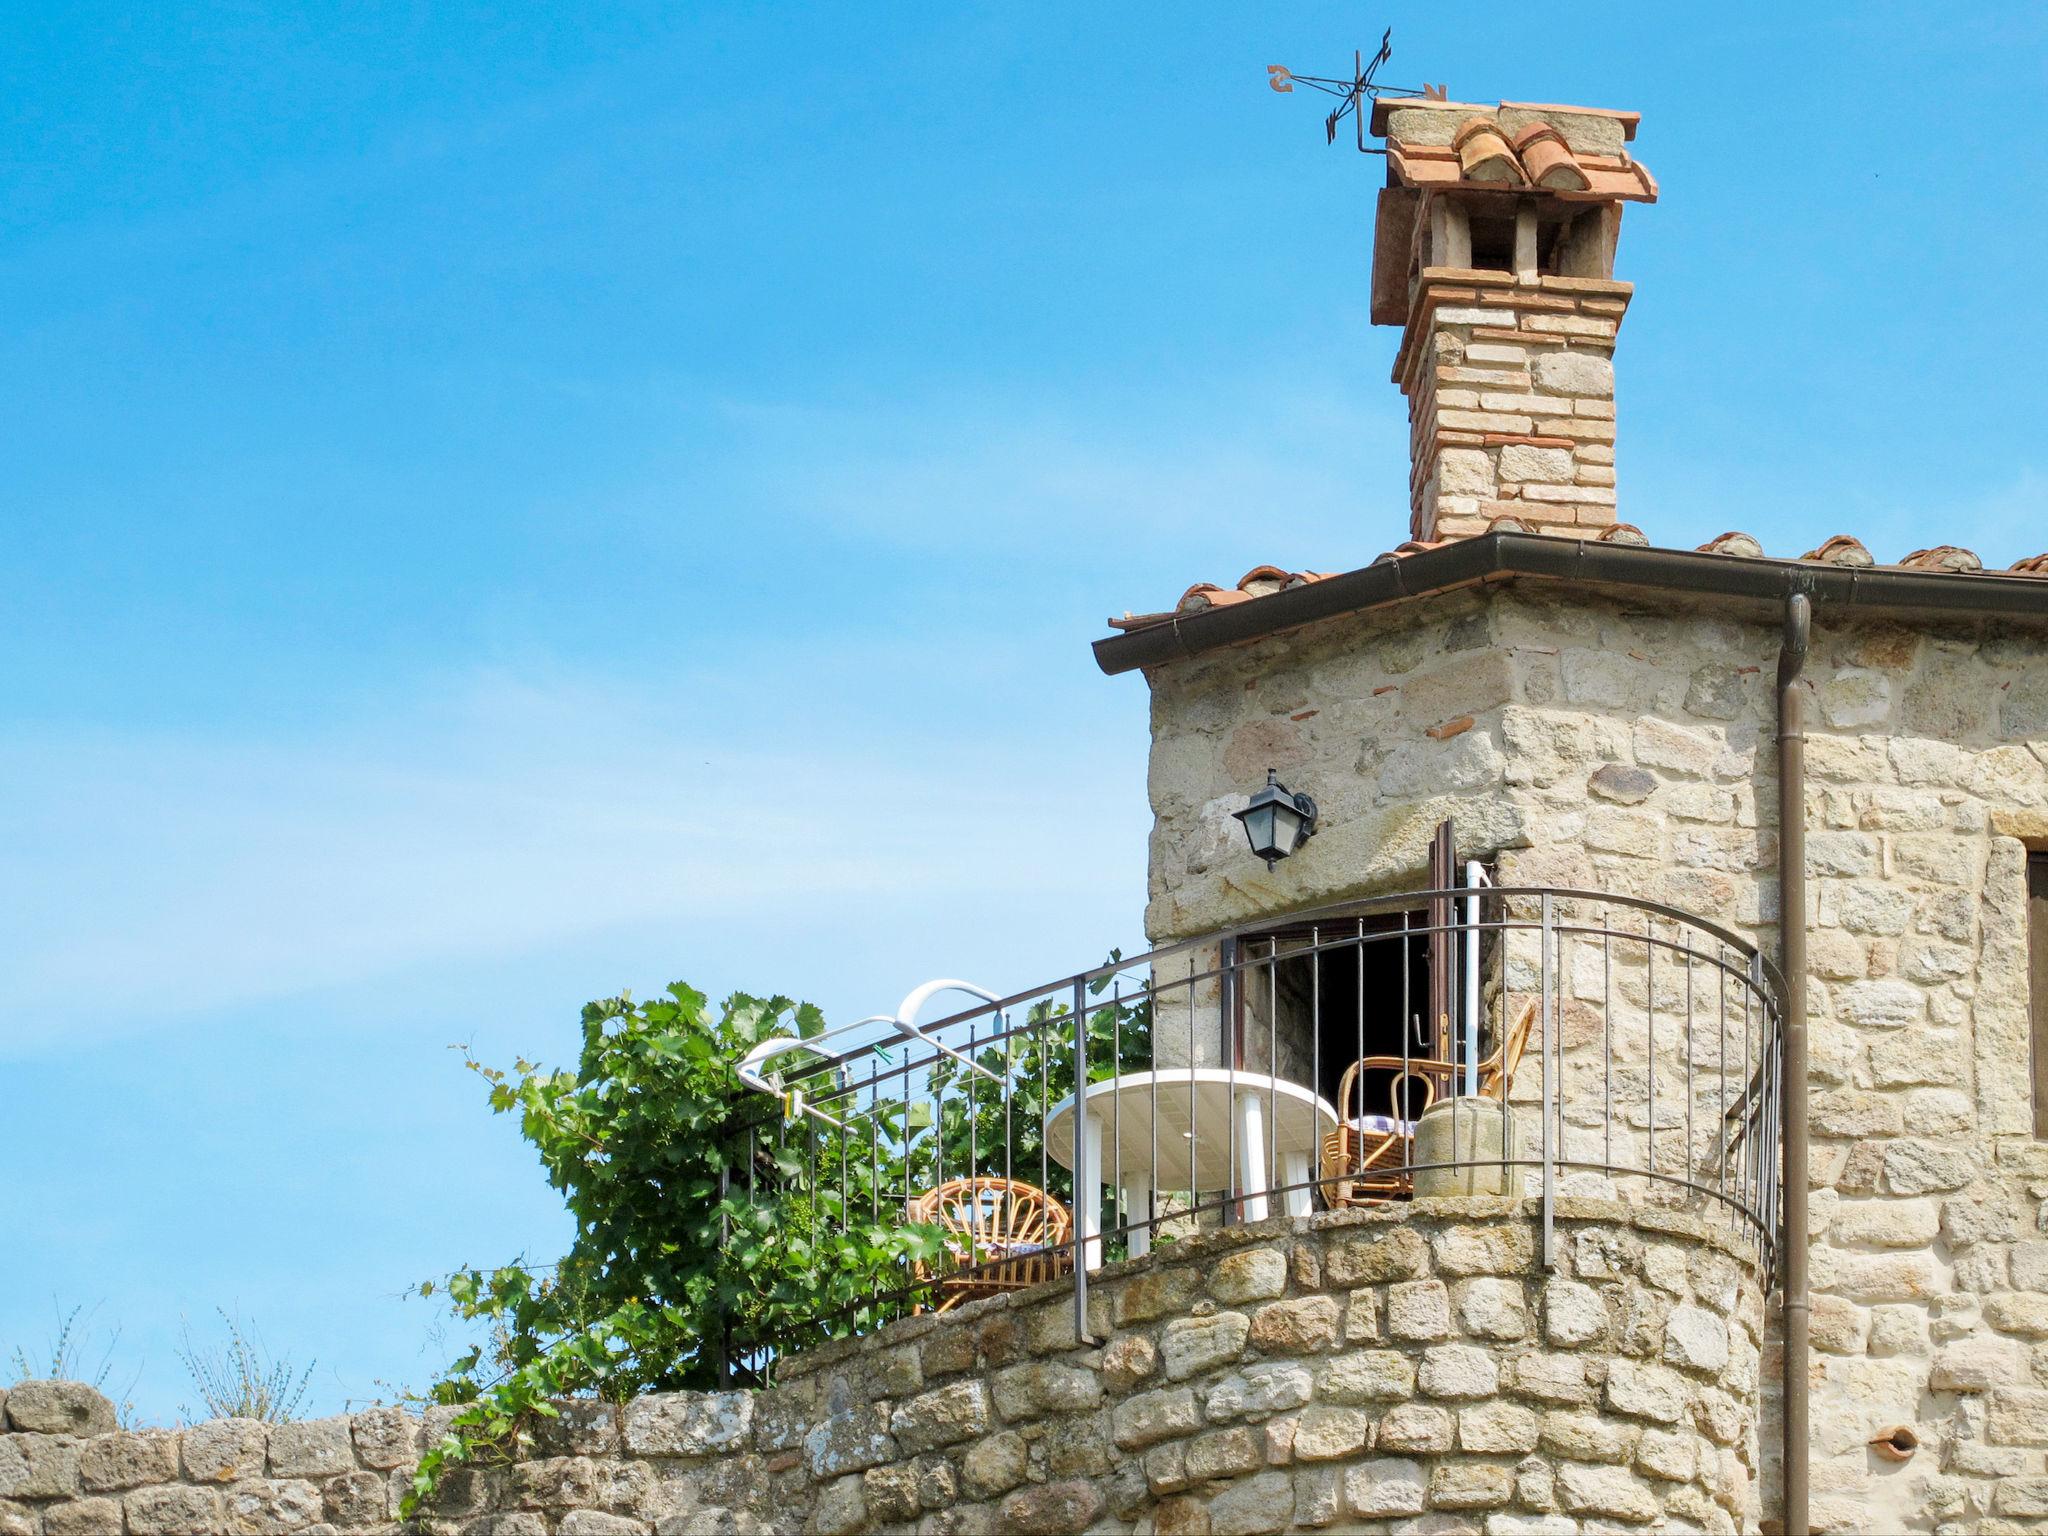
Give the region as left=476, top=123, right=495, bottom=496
left=1092, top=532, right=2048, bottom=676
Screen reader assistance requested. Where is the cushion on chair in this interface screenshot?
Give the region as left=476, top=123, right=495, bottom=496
left=1350, top=1114, right=1418, bottom=1136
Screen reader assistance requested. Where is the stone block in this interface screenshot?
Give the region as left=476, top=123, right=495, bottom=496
left=557, top=1515, right=647, bottom=1536
left=1290, top=1405, right=1370, bottom=1462
left=79, top=1430, right=180, bottom=1492
left=181, top=1419, right=269, bottom=1483
left=1323, top=1227, right=1429, bottom=1286
left=1112, top=1387, right=1201, bottom=1449
left=811, top=1474, right=866, bottom=1536
left=1205, top=1468, right=1293, bottom=1536
left=1433, top=1220, right=1531, bottom=1277
left=1541, top=1279, right=1606, bottom=1347
left=1556, top=1462, right=1660, bottom=1522
left=959, top=1431, right=1027, bottom=1500
left=1315, top=1352, right=1415, bottom=1404
left=997, top=1479, right=1102, bottom=1536
left=42, top=1498, right=123, bottom=1536
left=890, top=1381, right=989, bottom=1453
left=267, top=1415, right=354, bottom=1478
left=1457, top=1400, right=1538, bottom=1454
left=1375, top=1404, right=1453, bottom=1454
left=1604, top=1360, right=1687, bottom=1424
left=1115, top=1265, right=1203, bottom=1325
left=863, top=1462, right=921, bottom=1525
left=1161, top=1312, right=1250, bottom=1381
left=1531, top=352, right=1614, bottom=397
left=1428, top=1461, right=1513, bottom=1510
left=124, top=1486, right=223, bottom=1536
left=347, top=1405, right=420, bottom=1469
left=624, top=1392, right=752, bottom=1458
left=1184, top=1426, right=1264, bottom=1480
left=510, top=1454, right=598, bottom=1508
left=0, top=1435, right=81, bottom=1500
left=1931, top=1337, right=2024, bottom=1392
left=1988, top=1389, right=2048, bottom=1446
left=3, top=1382, right=116, bottom=1438
left=322, top=1468, right=389, bottom=1527
left=223, top=1477, right=322, bottom=1534
left=989, top=1361, right=1099, bottom=1420
left=1387, top=1280, right=1452, bottom=1342
left=1506, top=1355, right=1592, bottom=1405
left=1987, top=1293, right=2048, bottom=1338
left=1100, top=1333, right=1157, bottom=1392
left=1418, top=1344, right=1499, bottom=1400
left=1808, top=1293, right=1867, bottom=1355
left=1455, top=1277, right=1529, bottom=1340
left=1882, top=1142, right=1976, bottom=1195
left=919, top=1326, right=979, bottom=1379
left=1343, top=1457, right=1426, bottom=1518
left=1247, top=1296, right=1339, bottom=1355
left=1204, top=1362, right=1312, bottom=1422
left=1143, top=1440, right=1190, bottom=1496
left=804, top=1404, right=897, bottom=1478
left=1207, top=1247, right=1288, bottom=1304
left=1497, top=445, right=1575, bottom=483
left=1663, top=1305, right=1730, bottom=1374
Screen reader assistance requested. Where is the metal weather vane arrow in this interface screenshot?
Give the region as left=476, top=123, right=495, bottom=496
left=1267, top=29, right=1445, bottom=153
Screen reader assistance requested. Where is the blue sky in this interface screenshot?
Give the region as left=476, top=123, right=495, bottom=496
left=4, top=2, right=2044, bottom=1421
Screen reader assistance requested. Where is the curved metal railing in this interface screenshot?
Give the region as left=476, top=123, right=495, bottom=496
left=720, top=885, right=1783, bottom=1376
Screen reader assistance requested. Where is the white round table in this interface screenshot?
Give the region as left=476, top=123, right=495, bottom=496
left=1044, top=1069, right=1340, bottom=1267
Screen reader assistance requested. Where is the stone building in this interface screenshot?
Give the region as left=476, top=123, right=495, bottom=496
left=6, top=92, right=2048, bottom=1536
left=1093, top=94, right=2048, bottom=1535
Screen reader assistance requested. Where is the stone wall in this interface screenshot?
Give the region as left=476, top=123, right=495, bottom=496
left=1395, top=270, right=1626, bottom=544
left=1, top=1201, right=1760, bottom=1536
left=1139, top=580, right=2048, bottom=1531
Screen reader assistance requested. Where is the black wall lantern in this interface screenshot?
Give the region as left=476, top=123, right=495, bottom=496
left=1233, top=768, right=1319, bottom=868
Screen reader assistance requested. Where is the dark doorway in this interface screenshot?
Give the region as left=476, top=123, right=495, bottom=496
left=1236, top=911, right=1435, bottom=1109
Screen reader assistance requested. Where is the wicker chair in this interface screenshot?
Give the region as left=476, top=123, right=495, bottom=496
left=1321, top=1001, right=1538, bottom=1206
left=907, top=1177, right=1074, bottom=1312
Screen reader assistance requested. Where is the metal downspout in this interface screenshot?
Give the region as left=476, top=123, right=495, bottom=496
left=1778, top=591, right=1812, bottom=1535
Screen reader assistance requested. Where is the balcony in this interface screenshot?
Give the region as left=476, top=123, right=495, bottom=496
left=724, top=884, right=1783, bottom=1379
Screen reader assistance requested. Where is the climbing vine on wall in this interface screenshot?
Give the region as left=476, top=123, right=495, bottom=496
left=407, top=984, right=945, bottom=1514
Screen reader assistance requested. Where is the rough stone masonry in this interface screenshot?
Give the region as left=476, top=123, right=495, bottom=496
left=2, top=1201, right=1760, bottom=1535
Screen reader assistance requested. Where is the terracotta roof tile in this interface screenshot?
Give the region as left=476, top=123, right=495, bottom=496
left=1372, top=539, right=1452, bottom=565
left=1107, top=530, right=2043, bottom=638
left=1800, top=535, right=1874, bottom=568
left=1899, top=545, right=1982, bottom=573
left=1381, top=101, right=1657, bottom=203
left=1699, top=531, right=1765, bottom=558
left=1510, top=120, right=1591, bottom=192
left=1452, top=116, right=1526, bottom=185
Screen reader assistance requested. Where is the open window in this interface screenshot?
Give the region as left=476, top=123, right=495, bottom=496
left=1232, top=823, right=1500, bottom=1128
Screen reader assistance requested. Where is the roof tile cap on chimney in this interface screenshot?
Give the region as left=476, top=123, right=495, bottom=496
left=1451, top=116, right=1526, bottom=184
left=1509, top=119, right=1591, bottom=191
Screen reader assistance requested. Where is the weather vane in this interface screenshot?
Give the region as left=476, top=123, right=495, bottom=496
left=1267, top=29, right=1445, bottom=153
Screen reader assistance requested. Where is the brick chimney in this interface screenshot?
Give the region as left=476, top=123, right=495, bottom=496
left=1368, top=99, right=1657, bottom=542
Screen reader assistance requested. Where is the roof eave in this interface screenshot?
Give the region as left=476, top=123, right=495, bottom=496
left=1090, top=532, right=2048, bottom=677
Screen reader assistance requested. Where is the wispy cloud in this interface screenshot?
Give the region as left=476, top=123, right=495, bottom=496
left=700, top=381, right=1404, bottom=559
left=0, top=665, right=1138, bottom=1056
